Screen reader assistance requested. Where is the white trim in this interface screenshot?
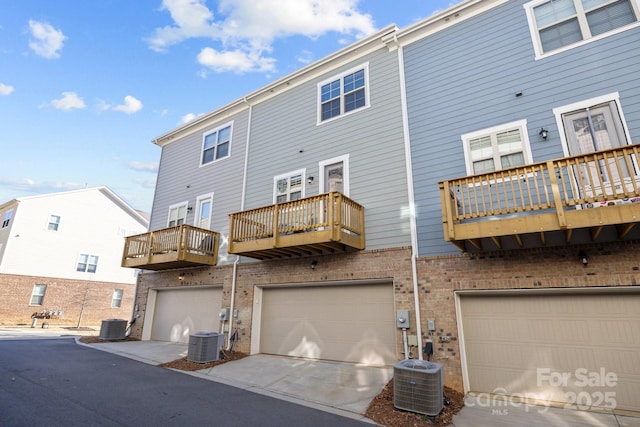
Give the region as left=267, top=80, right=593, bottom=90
left=194, top=192, right=214, bottom=228
left=524, top=0, right=640, bottom=60
left=318, top=154, right=350, bottom=196
left=552, top=92, right=632, bottom=157
left=461, top=119, right=532, bottom=176
left=200, top=121, right=234, bottom=167
left=166, top=201, right=188, bottom=227
left=316, top=62, right=371, bottom=125
left=273, top=169, right=306, bottom=203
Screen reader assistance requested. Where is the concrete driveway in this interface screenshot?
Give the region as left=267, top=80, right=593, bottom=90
left=87, top=340, right=393, bottom=419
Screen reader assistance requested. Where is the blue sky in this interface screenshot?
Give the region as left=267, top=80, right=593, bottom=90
left=0, top=0, right=458, bottom=212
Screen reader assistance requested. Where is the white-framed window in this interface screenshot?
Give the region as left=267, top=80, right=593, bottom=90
left=30, top=284, right=47, bottom=306
left=194, top=193, right=214, bottom=230
left=76, top=253, right=99, bottom=273
left=319, top=154, right=350, bottom=196
left=201, top=122, right=232, bottom=166
left=461, top=120, right=533, bottom=175
left=317, top=63, right=370, bottom=124
left=111, top=289, right=123, bottom=308
left=47, top=214, right=61, bottom=231
left=553, top=92, right=631, bottom=156
left=167, top=202, right=188, bottom=227
left=2, top=209, right=13, bottom=228
left=274, top=169, right=305, bottom=203
left=524, top=0, right=640, bottom=58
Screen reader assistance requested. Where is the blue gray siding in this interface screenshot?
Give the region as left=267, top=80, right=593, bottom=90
left=244, top=46, right=412, bottom=250
left=403, top=0, right=640, bottom=256
left=149, top=109, right=250, bottom=261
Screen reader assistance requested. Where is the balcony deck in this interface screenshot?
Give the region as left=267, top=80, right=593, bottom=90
left=228, top=192, right=365, bottom=260
left=439, top=143, right=640, bottom=251
left=121, top=224, right=219, bottom=270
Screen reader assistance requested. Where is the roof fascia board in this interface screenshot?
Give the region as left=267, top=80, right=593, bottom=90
left=153, top=24, right=399, bottom=146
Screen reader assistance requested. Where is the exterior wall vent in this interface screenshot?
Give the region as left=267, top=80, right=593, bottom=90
left=393, top=359, right=444, bottom=417
left=99, top=318, right=127, bottom=340
left=187, top=331, right=223, bottom=363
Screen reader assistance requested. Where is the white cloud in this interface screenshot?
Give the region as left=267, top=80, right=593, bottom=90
left=50, top=92, right=86, bottom=111
left=148, top=0, right=376, bottom=73
left=113, top=96, right=143, bottom=114
left=296, top=50, right=313, bottom=65
left=197, top=47, right=276, bottom=73
left=0, top=83, right=14, bottom=95
left=127, top=161, right=158, bottom=173
left=179, top=112, right=205, bottom=124
left=28, top=20, right=67, bottom=59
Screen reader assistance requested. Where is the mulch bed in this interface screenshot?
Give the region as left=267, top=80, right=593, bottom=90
left=78, top=336, right=140, bottom=344
left=365, top=379, right=465, bottom=427
left=159, top=351, right=249, bottom=371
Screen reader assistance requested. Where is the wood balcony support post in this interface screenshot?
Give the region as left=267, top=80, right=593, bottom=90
left=547, top=160, right=567, bottom=229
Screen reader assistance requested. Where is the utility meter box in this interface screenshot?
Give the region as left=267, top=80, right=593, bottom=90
left=219, top=307, right=229, bottom=321
left=396, top=310, right=410, bottom=328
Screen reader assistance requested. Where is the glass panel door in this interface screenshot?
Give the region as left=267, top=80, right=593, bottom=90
left=196, top=198, right=212, bottom=229
left=323, top=161, right=344, bottom=193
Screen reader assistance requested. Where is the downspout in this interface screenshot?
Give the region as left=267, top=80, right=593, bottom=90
left=397, top=41, right=424, bottom=360
left=226, top=98, right=253, bottom=350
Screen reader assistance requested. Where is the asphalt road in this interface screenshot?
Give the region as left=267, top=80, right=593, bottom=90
left=0, top=338, right=369, bottom=427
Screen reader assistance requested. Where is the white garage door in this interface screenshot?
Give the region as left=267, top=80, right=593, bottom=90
left=459, top=292, right=640, bottom=412
left=151, top=287, right=222, bottom=343
left=260, top=283, right=397, bottom=365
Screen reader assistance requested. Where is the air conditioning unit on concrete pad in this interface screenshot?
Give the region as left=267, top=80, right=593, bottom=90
left=394, top=359, right=444, bottom=417
left=188, top=331, right=223, bottom=363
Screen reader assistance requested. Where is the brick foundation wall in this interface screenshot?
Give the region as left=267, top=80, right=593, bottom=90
left=416, top=241, right=640, bottom=392
left=0, top=273, right=134, bottom=327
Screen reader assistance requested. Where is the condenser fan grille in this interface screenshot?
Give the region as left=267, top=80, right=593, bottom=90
left=393, top=359, right=444, bottom=416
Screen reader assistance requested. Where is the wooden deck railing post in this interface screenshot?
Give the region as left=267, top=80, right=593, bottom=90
left=547, top=160, right=567, bottom=229
left=439, top=181, right=455, bottom=240
left=272, top=204, right=280, bottom=247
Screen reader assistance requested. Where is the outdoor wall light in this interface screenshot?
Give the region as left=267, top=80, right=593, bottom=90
left=187, top=206, right=193, bottom=213
left=578, top=251, right=588, bottom=267
left=179, top=273, right=185, bottom=281
left=311, top=260, right=317, bottom=270
left=539, top=128, right=549, bottom=140
left=307, top=176, right=315, bottom=185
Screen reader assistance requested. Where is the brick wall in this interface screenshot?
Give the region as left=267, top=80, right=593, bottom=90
left=0, top=273, right=134, bottom=326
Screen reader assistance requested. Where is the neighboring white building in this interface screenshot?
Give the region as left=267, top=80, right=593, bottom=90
left=0, top=187, right=148, bottom=326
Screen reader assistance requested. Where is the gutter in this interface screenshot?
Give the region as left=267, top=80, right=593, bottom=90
left=397, top=41, right=424, bottom=359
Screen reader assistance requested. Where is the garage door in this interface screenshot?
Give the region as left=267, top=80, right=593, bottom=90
left=260, top=284, right=397, bottom=365
left=459, top=292, right=640, bottom=412
left=150, top=287, right=222, bottom=343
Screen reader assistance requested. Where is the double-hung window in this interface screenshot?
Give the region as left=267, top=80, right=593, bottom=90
left=274, top=170, right=305, bottom=203
left=48, top=214, right=61, bottom=231
left=167, top=202, right=188, bottom=227
left=77, top=254, right=99, bottom=273
left=201, top=122, right=232, bottom=165
left=111, top=289, right=123, bottom=308
left=318, top=64, right=369, bottom=123
left=462, top=120, right=533, bottom=175
left=30, top=284, right=47, bottom=306
left=2, top=209, right=13, bottom=228
left=525, top=0, right=640, bottom=57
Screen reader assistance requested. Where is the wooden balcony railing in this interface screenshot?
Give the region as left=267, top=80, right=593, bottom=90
left=121, top=224, right=219, bottom=270
left=440, top=143, right=640, bottom=251
left=229, top=192, right=365, bottom=259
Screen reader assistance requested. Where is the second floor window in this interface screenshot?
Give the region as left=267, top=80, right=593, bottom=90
left=167, top=202, right=188, bottom=227
left=48, top=214, right=61, bottom=231
left=526, top=0, right=639, bottom=57
left=274, top=171, right=304, bottom=203
left=202, top=123, right=232, bottom=165
left=318, top=64, right=369, bottom=123
left=462, top=120, right=533, bottom=175
left=77, top=254, right=99, bottom=273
